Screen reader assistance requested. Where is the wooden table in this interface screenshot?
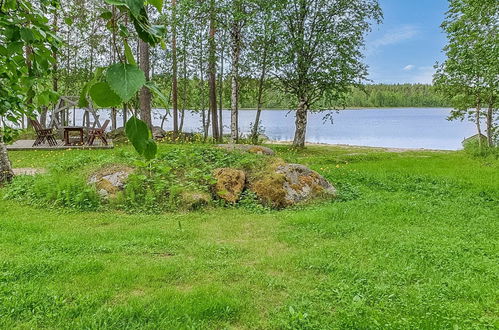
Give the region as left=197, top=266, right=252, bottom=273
left=63, top=126, right=85, bottom=146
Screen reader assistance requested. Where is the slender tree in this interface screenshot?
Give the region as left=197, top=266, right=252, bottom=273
left=208, top=0, right=220, bottom=141
left=139, top=39, right=153, bottom=129
left=171, top=0, right=179, bottom=135
left=274, top=0, right=382, bottom=148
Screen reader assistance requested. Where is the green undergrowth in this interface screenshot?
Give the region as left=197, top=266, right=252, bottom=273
left=4, top=145, right=272, bottom=213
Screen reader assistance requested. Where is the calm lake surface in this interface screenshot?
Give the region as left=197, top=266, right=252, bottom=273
left=149, top=108, right=474, bottom=150
left=53, top=108, right=476, bottom=150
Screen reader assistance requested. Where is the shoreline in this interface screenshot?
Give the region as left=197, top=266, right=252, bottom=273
left=265, top=140, right=456, bottom=153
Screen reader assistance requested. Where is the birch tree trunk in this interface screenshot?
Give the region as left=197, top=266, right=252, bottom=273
left=208, top=0, right=219, bottom=142
left=475, top=98, right=482, bottom=149
left=218, top=48, right=224, bottom=138
left=171, top=0, right=179, bottom=135
left=0, top=142, right=13, bottom=184
left=230, top=23, right=241, bottom=143
left=139, top=39, right=152, bottom=129
left=486, top=103, right=494, bottom=147
left=293, top=100, right=308, bottom=148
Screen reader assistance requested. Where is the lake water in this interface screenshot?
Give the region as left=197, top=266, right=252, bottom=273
left=35, top=107, right=476, bottom=150
left=150, top=108, right=474, bottom=150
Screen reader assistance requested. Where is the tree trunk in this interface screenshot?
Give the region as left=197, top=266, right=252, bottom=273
left=208, top=0, right=219, bottom=142
left=123, top=103, right=128, bottom=126
left=111, top=108, right=117, bottom=130
left=293, top=100, right=308, bottom=148
left=475, top=100, right=482, bottom=149
left=230, top=22, right=241, bottom=143
left=218, top=51, right=224, bottom=138
left=171, top=0, right=179, bottom=135
left=139, top=40, right=152, bottom=129
left=251, top=47, right=268, bottom=144
left=486, top=103, right=494, bottom=147
left=0, top=141, right=14, bottom=184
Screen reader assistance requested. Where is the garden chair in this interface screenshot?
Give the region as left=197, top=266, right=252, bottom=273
left=87, top=119, right=110, bottom=146
left=29, top=118, right=58, bottom=147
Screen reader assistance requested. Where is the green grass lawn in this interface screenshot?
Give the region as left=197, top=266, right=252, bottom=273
left=1, top=144, right=498, bottom=329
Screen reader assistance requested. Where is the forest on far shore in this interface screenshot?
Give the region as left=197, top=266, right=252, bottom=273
left=144, top=79, right=448, bottom=110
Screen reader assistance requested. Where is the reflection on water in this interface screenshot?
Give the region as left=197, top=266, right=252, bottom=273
left=35, top=108, right=477, bottom=150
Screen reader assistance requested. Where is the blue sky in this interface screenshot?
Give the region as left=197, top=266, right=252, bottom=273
left=364, top=0, right=449, bottom=84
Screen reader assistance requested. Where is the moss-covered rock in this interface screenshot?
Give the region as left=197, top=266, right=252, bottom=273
left=212, top=168, right=246, bottom=203
left=88, top=165, right=134, bottom=198
left=251, top=164, right=336, bottom=208
left=180, top=191, right=211, bottom=210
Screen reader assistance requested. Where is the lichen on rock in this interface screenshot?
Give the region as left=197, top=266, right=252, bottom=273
left=88, top=165, right=134, bottom=198
left=212, top=168, right=246, bottom=203
left=250, top=164, right=336, bottom=208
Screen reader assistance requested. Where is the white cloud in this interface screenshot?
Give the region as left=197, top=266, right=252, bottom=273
left=368, top=25, right=420, bottom=51
left=403, top=65, right=415, bottom=71
left=410, top=66, right=436, bottom=84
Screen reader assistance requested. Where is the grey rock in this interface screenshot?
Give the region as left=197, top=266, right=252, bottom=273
left=88, top=165, right=134, bottom=197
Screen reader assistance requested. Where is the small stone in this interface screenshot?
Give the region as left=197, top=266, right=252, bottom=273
left=180, top=191, right=211, bottom=210
left=212, top=168, right=246, bottom=203
left=88, top=165, right=134, bottom=198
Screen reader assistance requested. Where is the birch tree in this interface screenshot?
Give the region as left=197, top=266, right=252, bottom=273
left=274, top=0, right=382, bottom=148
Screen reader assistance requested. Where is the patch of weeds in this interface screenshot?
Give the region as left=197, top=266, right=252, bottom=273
left=335, top=182, right=362, bottom=201
left=237, top=190, right=271, bottom=213
left=4, top=174, right=101, bottom=211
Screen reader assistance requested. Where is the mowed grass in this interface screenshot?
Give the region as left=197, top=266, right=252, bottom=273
left=1, top=144, right=498, bottom=329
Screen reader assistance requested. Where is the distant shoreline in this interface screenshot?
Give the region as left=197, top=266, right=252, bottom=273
left=266, top=140, right=456, bottom=152
left=234, top=107, right=451, bottom=111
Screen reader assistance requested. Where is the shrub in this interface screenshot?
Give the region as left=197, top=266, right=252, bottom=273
left=463, top=139, right=499, bottom=159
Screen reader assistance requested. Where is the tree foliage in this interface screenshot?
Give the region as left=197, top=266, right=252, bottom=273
left=434, top=0, right=499, bottom=145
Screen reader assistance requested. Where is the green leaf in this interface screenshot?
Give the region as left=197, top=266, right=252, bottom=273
left=64, top=17, right=74, bottom=26
left=145, top=81, right=169, bottom=108
left=104, top=0, right=126, bottom=6
left=99, top=11, right=113, bottom=20
left=79, top=82, right=91, bottom=108
left=89, top=82, right=122, bottom=107
left=20, top=28, right=35, bottom=43
left=36, top=91, right=50, bottom=106
left=125, top=0, right=144, bottom=18
left=106, top=63, right=145, bottom=102
left=143, top=139, right=158, bottom=160
left=125, top=116, right=150, bottom=155
left=147, top=0, right=163, bottom=12
left=123, top=40, right=136, bottom=65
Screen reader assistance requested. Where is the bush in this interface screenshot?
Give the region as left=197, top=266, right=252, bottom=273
left=463, top=139, right=499, bottom=159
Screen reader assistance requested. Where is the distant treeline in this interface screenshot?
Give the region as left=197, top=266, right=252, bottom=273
left=246, top=83, right=449, bottom=109
left=148, top=78, right=450, bottom=110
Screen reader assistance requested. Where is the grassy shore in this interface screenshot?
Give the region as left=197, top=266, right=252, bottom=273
left=1, top=144, right=498, bottom=329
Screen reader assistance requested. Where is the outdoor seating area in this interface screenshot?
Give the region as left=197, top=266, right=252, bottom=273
left=7, top=96, right=114, bottom=151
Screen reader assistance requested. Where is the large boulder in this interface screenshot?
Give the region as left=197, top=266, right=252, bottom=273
left=212, top=168, right=246, bottom=203
left=217, top=144, right=275, bottom=156
left=88, top=165, right=134, bottom=197
left=250, top=164, right=336, bottom=208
